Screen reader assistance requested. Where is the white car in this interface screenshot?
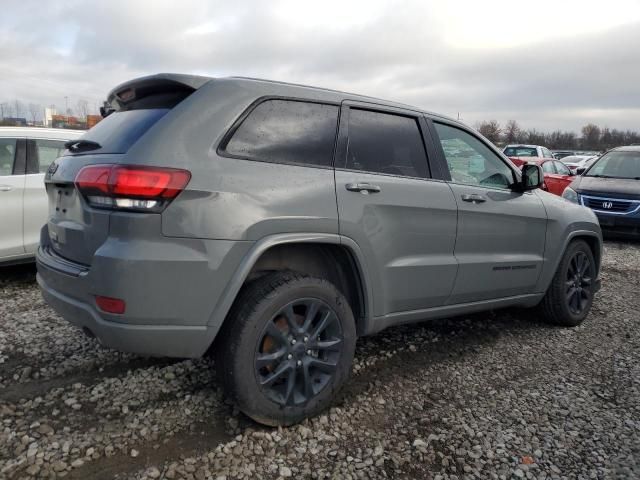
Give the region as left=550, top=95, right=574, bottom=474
left=0, top=127, right=83, bottom=265
left=559, top=155, right=599, bottom=173
left=503, top=144, right=556, bottom=161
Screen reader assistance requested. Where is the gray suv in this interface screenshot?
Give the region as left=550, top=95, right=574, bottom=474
left=37, top=74, right=602, bottom=426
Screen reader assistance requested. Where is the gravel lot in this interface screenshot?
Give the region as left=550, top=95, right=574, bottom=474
left=1, top=241, right=639, bottom=480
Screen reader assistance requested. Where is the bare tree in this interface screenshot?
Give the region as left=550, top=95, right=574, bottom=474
left=503, top=120, right=522, bottom=144
left=76, top=99, right=89, bottom=120
left=28, top=103, right=41, bottom=124
left=476, top=120, right=502, bottom=144
left=600, top=127, right=613, bottom=150
left=13, top=100, right=24, bottom=119
left=581, top=123, right=601, bottom=150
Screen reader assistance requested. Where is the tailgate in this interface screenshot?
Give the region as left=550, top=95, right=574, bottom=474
left=44, top=155, right=121, bottom=265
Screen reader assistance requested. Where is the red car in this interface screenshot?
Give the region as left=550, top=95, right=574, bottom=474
left=510, top=158, right=576, bottom=196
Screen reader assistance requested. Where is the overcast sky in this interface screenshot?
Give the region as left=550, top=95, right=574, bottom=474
left=1, top=0, right=639, bottom=131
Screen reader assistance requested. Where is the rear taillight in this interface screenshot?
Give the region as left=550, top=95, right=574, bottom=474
left=75, top=165, right=191, bottom=212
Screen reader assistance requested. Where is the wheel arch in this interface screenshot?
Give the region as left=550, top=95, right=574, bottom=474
left=537, top=228, right=602, bottom=293
left=206, top=233, right=373, bottom=340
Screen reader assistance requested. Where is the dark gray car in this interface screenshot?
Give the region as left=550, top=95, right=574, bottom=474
left=37, top=74, right=602, bottom=426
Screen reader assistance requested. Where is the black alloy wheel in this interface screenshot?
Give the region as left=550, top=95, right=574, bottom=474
left=540, top=239, right=597, bottom=327
left=565, top=250, right=593, bottom=315
left=254, top=298, right=343, bottom=406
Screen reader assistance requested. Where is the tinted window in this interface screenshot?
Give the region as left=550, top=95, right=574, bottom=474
left=345, top=109, right=428, bottom=178
left=0, top=138, right=16, bottom=176
left=542, top=161, right=556, bottom=174
left=435, top=123, right=514, bottom=189
left=542, top=148, right=554, bottom=158
left=29, top=139, right=67, bottom=174
left=77, top=109, right=169, bottom=154
left=225, top=100, right=339, bottom=167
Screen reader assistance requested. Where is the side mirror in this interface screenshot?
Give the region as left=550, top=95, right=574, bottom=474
left=576, top=167, right=586, bottom=175
left=518, top=164, right=544, bottom=191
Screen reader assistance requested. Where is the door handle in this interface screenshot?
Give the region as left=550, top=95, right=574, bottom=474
left=461, top=193, right=486, bottom=203
left=0, top=185, right=12, bottom=192
left=346, top=183, right=381, bottom=194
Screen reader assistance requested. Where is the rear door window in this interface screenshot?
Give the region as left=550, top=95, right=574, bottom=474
left=28, top=139, right=67, bottom=174
left=343, top=108, right=429, bottom=178
left=224, top=99, right=339, bottom=167
left=0, top=138, right=17, bottom=176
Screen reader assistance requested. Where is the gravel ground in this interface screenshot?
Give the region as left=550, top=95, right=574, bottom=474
left=1, top=240, right=639, bottom=480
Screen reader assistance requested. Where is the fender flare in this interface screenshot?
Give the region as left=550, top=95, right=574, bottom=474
left=536, top=227, right=603, bottom=293
left=205, top=232, right=374, bottom=336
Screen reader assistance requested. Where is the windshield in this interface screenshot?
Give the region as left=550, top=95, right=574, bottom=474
left=585, top=151, right=640, bottom=179
left=504, top=147, right=537, bottom=157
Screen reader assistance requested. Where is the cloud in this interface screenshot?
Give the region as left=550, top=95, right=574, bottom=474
left=0, top=0, right=638, bottom=131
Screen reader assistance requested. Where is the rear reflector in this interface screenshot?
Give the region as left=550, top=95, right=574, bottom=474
left=75, top=165, right=190, bottom=212
left=95, top=295, right=126, bottom=314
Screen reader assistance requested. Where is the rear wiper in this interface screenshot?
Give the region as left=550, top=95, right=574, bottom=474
left=65, top=139, right=102, bottom=153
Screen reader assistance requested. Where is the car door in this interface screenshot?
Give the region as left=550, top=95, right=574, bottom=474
left=0, top=138, right=27, bottom=258
left=335, top=103, right=458, bottom=316
left=552, top=161, right=574, bottom=195
left=23, top=139, right=67, bottom=254
left=541, top=160, right=561, bottom=194
left=430, top=121, right=547, bottom=304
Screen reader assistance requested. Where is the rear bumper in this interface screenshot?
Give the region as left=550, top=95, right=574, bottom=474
left=37, top=271, right=212, bottom=358
left=36, top=228, right=253, bottom=358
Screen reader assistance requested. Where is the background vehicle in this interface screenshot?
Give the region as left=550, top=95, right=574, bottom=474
left=503, top=144, right=556, bottom=165
left=0, top=127, right=82, bottom=265
left=560, top=154, right=599, bottom=173
left=37, top=74, right=602, bottom=426
left=553, top=150, right=575, bottom=160
left=501, top=156, right=576, bottom=196
left=563, top=146, right=640, bottom=237
left=536, top=159, right=576, bottom=196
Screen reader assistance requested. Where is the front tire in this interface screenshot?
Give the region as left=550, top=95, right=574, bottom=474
left=540, top=240, right=596, bottom=327
left=217, top=271, right=356, bottom=426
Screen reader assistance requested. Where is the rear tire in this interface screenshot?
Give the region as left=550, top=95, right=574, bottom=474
left=540, top=240, right=596, bottom=327
left=216, top=271, right=356, bottom=426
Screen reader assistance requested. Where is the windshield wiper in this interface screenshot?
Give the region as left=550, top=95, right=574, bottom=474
left=64, top=139, right=102, bottom=153
left=588, top=174, right=640, bottom=180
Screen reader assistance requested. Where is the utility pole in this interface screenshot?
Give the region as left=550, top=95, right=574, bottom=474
left=64, top=96, right=69, bottom=122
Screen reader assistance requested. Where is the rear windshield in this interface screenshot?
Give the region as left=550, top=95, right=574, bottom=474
left=504, top=147, right=538, bottom=157
left=72, top=109, right=169, bottom=154
left=585, top=151, right=640, bottom=179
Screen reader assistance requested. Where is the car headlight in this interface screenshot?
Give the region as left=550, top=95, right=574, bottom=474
left=562, top=187, right=579, bottom=204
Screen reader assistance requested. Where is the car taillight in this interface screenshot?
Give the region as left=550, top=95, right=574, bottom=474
left=75, top=165, right=191, bottom=212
